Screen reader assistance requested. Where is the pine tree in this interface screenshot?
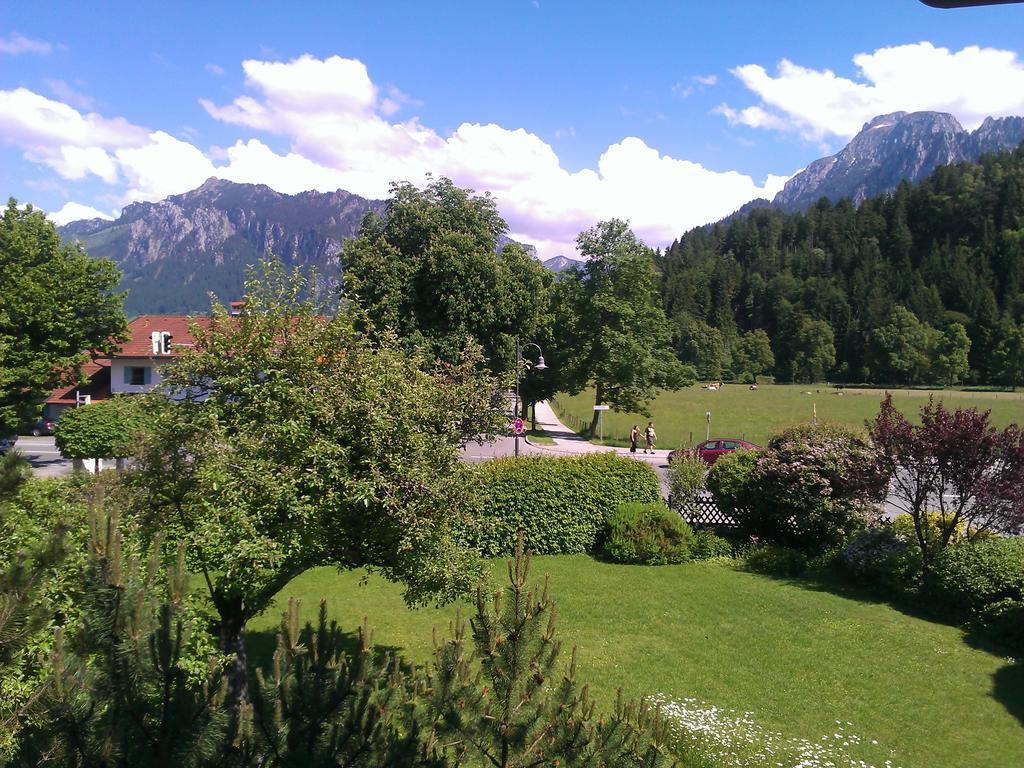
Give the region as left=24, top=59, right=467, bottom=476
left=21, top=506, right=229, bottom=767
left=419, top=532, right=675, bottom=767
left=249, top=598, right=440, bottom=767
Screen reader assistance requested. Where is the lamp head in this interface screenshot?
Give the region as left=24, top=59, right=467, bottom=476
left=535, top=356, right=548, bottom=371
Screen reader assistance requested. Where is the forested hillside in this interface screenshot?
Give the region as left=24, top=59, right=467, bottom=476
left=659, top=145, right=1024, bottom=386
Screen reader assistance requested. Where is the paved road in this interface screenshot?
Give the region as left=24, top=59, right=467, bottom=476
left=14, top=435, right=73, bottom=478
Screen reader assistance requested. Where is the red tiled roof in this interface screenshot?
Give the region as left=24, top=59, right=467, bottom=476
left=46, top=359, right=112, bottom=405
left=112, top=315, right=212, bottom=358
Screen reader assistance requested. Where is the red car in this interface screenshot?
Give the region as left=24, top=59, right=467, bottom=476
left=669, top=438, right=761, bottom=466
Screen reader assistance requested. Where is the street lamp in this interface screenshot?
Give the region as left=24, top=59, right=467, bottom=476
left=514, top=339, right=547, bottom=458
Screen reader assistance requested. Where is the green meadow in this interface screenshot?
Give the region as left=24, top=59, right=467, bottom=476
left=552, top=384, right=1024, bottom=448
left=249, top=557, right=1024, bottom=768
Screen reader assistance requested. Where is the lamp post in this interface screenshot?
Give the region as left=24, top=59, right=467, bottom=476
left=514, top=339, right=547, bottom=458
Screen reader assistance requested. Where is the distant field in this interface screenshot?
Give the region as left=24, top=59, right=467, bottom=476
left=552, top=384, right=1024, bottom=448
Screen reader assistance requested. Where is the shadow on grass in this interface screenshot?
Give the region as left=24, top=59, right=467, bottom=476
left=991, top=662, right=1024, bottom=727
left=743, top=563, right=1024, bottom=726
left=245, top=626, right=407, bottom=671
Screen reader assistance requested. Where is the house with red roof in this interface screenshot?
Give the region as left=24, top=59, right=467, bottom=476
left=45, top=314, right=212, bottom=420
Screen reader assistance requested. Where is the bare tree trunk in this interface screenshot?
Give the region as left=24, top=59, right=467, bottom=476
left=588, top=382, right=604, bottom=436
left=218, top=603, right=250, bottom=711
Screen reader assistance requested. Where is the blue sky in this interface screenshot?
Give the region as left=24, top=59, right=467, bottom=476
left=3, top=1, right=1024, bottom=255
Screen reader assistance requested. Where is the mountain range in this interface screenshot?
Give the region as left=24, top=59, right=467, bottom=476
left=56, top=110, right=1024, bottom=315
left=59, top=178, right=386, bottom=315
left=771, top=111, right=1024, bottom=211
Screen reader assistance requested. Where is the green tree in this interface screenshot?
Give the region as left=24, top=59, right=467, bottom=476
left=993, top=317, right=1024, bottom=390
left=133, top=257, right=505, bottom=708
left=419, top=533, right=674, bottom=767
left=932, top=322, right=971, bottom=386
left=555, top=221, right=695, bottom=435
left=53, top=397, right=146, bottom=462
left=675, top=317, right=726, bottom=380
left=870, top=306, right=936, bottom=385
left=731, top=329, right=775, bottom=383
left=790, top=316, right=835, bottom=383
left=0, top=200, right=127, bottom=434
left=341, top=178, right=552, bottom=379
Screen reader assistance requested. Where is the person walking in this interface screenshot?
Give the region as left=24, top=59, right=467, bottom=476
left=629, top=424, right=640, bottom=456
left=643, top=421, right=657, bottom=454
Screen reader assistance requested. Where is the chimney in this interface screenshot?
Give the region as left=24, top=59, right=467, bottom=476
left=229, top=300, right=245, bottom=316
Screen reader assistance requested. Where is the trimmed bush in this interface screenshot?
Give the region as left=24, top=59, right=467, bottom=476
left=931, top=538, right=1024, bottom=616
left=466, top=453, right=661, bottom=556
left=54, top=396, right=147, bottom=459
left=705, top=449, right=758, bottom=515
left=603, top=503, right=694, bottom=565
left=691, top=529, right=733, bottom=560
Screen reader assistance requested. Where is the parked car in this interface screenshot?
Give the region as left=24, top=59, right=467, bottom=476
left=0, top=435, right=16, bottom=454
left=22, top=419, right=56, bottom=436
left=668, top=438, right=761, bottom=466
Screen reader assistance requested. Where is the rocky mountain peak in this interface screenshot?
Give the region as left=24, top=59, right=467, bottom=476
left=772, top=110, right=1024, bottom=211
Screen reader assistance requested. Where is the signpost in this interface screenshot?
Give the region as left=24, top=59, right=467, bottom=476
left=513, top=417, right=525, bottom=435
left=705, top=410, right=711, bottom=441
left=594, top=404, right=609, bottom=443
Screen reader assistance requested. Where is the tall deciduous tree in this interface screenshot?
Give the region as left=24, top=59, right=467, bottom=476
left=133, top=257, right=505, bottom=709
left=870, top=305, right=936, bottom=385
left=555, top=221, right=694, bottom=434
left=341, top=178, right=552, bottom=378
left=993, top=317, right=1024, bottom=390
left=731, top=329, right=775, bottom=383
left=790, top=316, right=835, bottom=383
left=932, top=322, right=971, bottom=386
left=0, top=201, right=127, bottom=434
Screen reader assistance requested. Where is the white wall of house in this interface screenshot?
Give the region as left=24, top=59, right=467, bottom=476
left=110, top=358, right=167, bottom=394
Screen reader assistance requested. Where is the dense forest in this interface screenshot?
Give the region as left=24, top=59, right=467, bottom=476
left=658, top=145, right=1024, bottom=386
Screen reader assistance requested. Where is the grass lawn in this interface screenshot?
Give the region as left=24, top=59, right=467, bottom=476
left=552, top=384, right=1024, bottom=448
left=525, top=427, right=556, bottom=445
left=248, top=557, right=1024, bottom=768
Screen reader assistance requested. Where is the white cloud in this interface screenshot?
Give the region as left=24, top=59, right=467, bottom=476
left=205, top=63, right=225, bottom=76
left=0, top=31, right=52, bottom=55
left=721, top=42, right=1024, bottom=141
left=48, top=201, right=115, bottom=225
left=694, top=74, right=718, bottom=87
left=116, top=131, right=217, bottom=202
left=2, top=54, right=794, bottom=254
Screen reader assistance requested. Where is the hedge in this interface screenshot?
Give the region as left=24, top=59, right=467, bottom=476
left=465, top=453, right=661, bottom=556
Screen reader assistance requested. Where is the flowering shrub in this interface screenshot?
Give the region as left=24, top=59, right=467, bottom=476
left=711, top=423, right=887, bottom=554
left=841, top=526, right=922, bottom=594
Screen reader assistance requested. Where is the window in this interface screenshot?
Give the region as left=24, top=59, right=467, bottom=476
left=128, top=366, right=148, bottom=385
left=721, top=441, right=740, bottom=449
